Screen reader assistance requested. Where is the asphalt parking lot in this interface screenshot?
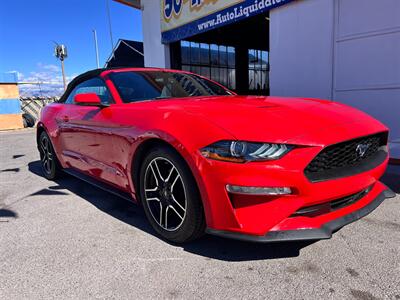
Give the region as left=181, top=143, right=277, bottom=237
left=0, top=129, right=399, bottom=299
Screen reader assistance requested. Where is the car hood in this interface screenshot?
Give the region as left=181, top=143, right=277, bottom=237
left=141, top=95, right=387, bottom=146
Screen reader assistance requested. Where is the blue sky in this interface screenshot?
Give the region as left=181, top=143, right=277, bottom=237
left=0, top=0, right=142, bottom=96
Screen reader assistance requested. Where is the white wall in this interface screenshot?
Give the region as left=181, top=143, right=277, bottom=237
left=270, top=0, right=335, bottom=100
left=270, top=0, right=400, bottom=158
left=141, top=0, right=171, bottom=68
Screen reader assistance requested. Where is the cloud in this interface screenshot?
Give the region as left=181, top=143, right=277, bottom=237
left=5, top=70, right=24, bottom=81
left=11, top=64, right=77, bottom=97
left=37, top=63, right=61, bottom=73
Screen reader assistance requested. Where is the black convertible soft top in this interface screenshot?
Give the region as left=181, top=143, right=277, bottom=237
left=58, top=68, right=105, bottom=103
left=57, top=67, right=184, bottom=102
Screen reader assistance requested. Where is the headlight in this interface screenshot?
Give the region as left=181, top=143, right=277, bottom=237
left=200, top=140, right=293, bottom=163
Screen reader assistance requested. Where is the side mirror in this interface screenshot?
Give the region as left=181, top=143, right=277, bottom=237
left=74, top=93, right=103, bottom=106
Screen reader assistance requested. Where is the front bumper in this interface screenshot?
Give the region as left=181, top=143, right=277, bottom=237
left=206, top=187, right=396, bottom=242
left=194, top=139, right=390, bottom=235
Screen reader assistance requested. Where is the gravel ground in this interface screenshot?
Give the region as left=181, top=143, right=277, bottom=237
left=1, top=128, right=399, bottom=300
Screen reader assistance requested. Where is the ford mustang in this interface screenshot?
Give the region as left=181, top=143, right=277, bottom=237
left=37, top=68, right=395, bottom=243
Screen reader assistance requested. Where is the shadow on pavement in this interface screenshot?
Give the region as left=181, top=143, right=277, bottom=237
left=381, top=165, right=400, bottom=194
left=181, top=236, right=314, bottom=261
left=28, top=160, right=314, bottom=261
left=0, top=209, right=18, bottom=218
left=1, top=168, right=20, bottom=173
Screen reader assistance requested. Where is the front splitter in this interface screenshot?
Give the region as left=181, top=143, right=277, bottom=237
left=206, top=188, right=396, bottom=243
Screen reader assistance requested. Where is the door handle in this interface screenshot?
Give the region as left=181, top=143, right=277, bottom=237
left=62, top=115, right=69, bottom=122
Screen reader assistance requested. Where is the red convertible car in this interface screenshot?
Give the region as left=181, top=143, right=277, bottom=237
left=37, top=68, right=395, bottom=243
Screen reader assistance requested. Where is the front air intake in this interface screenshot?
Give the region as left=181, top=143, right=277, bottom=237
left=304, top=132, right=388, bottom=182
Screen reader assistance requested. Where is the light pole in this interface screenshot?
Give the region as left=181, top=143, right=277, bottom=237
left=54, top=44, right=68, bottom=90
left=106, top=0, right=114, bottom=50
left=93, top=29, right=100, bottom=68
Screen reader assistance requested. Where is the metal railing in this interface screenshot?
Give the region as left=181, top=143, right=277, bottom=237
left=19, top=97, right=58, bottom=126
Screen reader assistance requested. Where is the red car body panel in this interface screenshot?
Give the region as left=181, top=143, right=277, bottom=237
left=38, top=68, right=393, bottom=241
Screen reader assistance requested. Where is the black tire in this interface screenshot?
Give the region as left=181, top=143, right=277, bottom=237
left=22, top=116, right=28, bottom=128
left=38, top=131, right=62, bottom=180
left=139, top=146, right=205, bottom=243
left=23, top=113, right=35, bottom=128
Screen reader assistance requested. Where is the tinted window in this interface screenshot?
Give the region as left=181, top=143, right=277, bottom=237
left=109, top=71, right=232, bottom=103
left=65, top=77, right=113, bottom=104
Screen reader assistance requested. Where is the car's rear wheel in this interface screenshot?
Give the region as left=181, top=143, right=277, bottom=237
left=39, top=131, right=62, bottom=180
left=139, top=146, right=205, bottom=243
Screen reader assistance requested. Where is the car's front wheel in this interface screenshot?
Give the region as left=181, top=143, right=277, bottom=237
left=38, top=131, right=62, bottom=180
left=139, top=146, right=205, bottom=243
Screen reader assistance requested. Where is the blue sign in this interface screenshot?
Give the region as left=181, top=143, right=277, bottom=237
left=161, top=0, right=297, bottom=43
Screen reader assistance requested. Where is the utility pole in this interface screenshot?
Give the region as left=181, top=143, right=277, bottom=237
left=54, top=44, right=68, bottom=90
left=61, top=59, right=66, bottom=90
left=106, top=0, right=114, bottom=50
left=93, top=29, right=100, bottom=68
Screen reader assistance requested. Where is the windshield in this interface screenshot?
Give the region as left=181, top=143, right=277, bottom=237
left=109, top=71, right=233, bottom=103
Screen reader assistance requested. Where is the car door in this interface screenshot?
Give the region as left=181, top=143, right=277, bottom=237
left=58, top=77, right=126, bottom=187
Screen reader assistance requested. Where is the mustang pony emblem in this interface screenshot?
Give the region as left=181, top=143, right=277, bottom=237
left=356, top=143, right=370, bottom=157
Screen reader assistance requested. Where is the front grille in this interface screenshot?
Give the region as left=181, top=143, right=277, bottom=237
left=304, top=132, right=388, bottom=182
left=292, top=187, right=371, bottom=218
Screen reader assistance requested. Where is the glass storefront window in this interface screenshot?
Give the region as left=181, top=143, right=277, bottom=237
left=248, top=49, right=269, bottom=93
left=219, top=46, right=227, bottom=66
left=228, top=47, right=235, bottom=67
left=210, top=44, right=219, bottom=65
left=181, top=41, right=236, bottom=90
left=181, top=41, right=190, bottom=64
left=190, top=42, right=200, bottom=64
left=200, top=43, right=210, bottom=65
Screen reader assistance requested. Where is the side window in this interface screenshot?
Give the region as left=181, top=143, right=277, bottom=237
left=65, top=77, right=113, bottom=105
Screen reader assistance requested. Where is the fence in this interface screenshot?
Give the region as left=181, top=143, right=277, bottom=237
left=20, top=97, right=57, bottom=126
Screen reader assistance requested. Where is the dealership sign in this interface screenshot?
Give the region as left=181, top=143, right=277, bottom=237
left=161, top=0, right=296, bottom=43
left=114, top=0, right=141, bottom=8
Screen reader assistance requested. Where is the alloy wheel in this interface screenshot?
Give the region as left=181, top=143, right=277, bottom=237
left=144, top=157, right=187, bottom=231
left=40, top=136, right=54, bottom=175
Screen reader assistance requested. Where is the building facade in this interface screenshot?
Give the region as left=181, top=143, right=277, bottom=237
left=0, top=73, right=23, bottom=130
left=116, top=0, right=400, bottom=159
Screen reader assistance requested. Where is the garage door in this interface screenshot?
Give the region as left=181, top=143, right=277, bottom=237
left=333, top=0, right=400, bottom=157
